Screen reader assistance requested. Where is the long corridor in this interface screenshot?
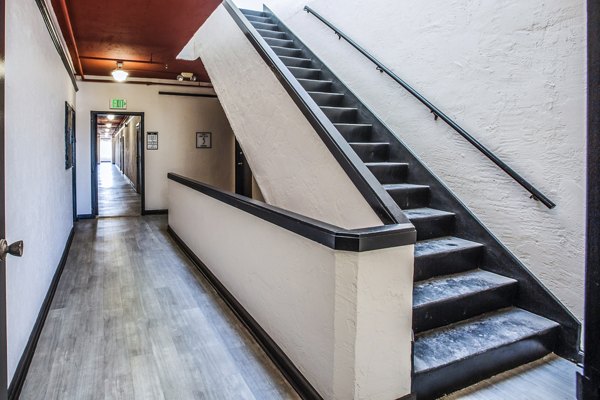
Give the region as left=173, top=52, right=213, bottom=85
left=98, top=162, right=141, bottom=217
left=19, top=215, right=299, bottom=399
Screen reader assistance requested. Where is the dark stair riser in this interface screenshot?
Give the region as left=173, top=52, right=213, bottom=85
left=245, top=14, right=272, bottom=23
left=415, top=242, right=484, bottom=281
left=321, top=107, right=357, bottom=123
left=385, top=185, right=430, bottom=209
left=366, top=162, right=408, bottom=184
left=349, top=142, right=389, bottom=163
left=335, top=124, right=373, bottom=142
left=413, top=329, right=558, bottom=399
left=257, top=28, right=287, bottom=39
left=279, top=56, right=313, bottom=68
left=263, top=37, right=295, bottom=48
left=308, top=92, right=345, bottom=107
left=413, top=281, right=518, bottom=333
left=271, top=46, right=304, bottom=58
left=298, top=79, right=332, bottom=92
left=250, top=21, right=279, bottom=31
left=288, top=67, right=321, bottom=80
left=240, top=9, right=266, bottom=17
left=407, top=210, right=455, bottom=241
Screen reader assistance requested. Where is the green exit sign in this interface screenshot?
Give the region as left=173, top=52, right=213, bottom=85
left=110, top=98, right=127, bottom=110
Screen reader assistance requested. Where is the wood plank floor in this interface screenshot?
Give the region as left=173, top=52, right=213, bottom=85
left=445, top=354, right=580, bottom=399
left=98, top=163, right=141, bottom=217
left=19, top=215, right=300, bottom=400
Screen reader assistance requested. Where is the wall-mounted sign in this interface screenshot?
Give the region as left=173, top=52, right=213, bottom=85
left=110, top=98, right=127, bottom=110
left=147, top=132, right=158, bottom=150
left=196, top=132, right=212, bottom=149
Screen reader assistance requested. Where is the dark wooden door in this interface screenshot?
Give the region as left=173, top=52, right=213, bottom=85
left=235, top=140, right=252, bottom=198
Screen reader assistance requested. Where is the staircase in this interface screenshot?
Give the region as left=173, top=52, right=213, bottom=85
left=237, top=7, right=579, bottom=399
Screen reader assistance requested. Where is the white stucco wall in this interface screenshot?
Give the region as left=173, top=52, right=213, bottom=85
left=233, top=0, right=587, bottom=319
left=5, top=0, right=76, bottom=382
left=76, top=82, right=236, bottom=213
left=169, top=181, right=413, bottom=399
left=180, top=5, right=383, bottom=230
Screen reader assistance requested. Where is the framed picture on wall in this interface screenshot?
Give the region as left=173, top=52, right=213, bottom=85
left=196, top=132, right=212, bottom=149
left=65, top=102, right=75, bottom=169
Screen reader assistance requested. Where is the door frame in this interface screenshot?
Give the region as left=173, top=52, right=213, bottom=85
left=578, top=0, right=600, bottom=398
left=90, top=111, right=145, bottom=216
left=0, top=0, right=7, bottom=397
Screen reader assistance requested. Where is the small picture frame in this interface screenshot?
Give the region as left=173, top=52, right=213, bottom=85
left=196, top=132, right=212, bottom=149
left=147, top=132, right=158, bottom=150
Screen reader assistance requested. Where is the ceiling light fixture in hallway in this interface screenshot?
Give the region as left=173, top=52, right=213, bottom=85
left=111, top=61, right=128, bottom=82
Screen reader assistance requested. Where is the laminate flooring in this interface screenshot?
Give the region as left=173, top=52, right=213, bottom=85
left=19, top=215, right=300, bottom=400
left=98, top=162, right=141, bottom=217
left=446, top=354, right=580, bottom=399
left=18, top=208, right=580, bottom=399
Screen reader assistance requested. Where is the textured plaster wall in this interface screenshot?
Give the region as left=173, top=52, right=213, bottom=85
left=76, top=82, right=236, bottom=213
left=180, top=5, right=383, bottom=230
left=169, top=182, right=413, bottom=398
left=5, top=0, right=76, bottom=381
left=235, top=0, right=587, bottom=319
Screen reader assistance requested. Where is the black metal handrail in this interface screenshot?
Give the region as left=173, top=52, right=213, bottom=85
left=304, top=6, right=556, bottom=209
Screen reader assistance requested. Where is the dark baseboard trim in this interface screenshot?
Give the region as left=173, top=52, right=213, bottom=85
left=8, top=227, right=75, bottom=400
left=77, top=214, right=95, bottom=220
left=158, top=91, right=218, bottom=98
left=397, top=393, right=417, bottom=400
left=144, top=209, right=168, bottom=215
left=167, top=226, right=323, bottom=400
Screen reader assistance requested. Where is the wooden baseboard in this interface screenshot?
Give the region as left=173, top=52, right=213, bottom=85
left=8, top=227, right=75, bottom=400
left=167, top=225, right=323, bottom=400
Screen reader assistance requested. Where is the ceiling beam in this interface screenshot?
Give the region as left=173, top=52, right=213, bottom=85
left=58, top=0, right=84, bottom=78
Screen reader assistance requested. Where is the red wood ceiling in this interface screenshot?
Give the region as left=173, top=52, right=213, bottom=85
left=51, top=0, right=221, bottom=82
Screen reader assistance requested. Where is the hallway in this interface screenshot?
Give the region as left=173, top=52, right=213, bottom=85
left=98, top=162, right=141, bottom=217
left=19, top=215, right=299, bottom=399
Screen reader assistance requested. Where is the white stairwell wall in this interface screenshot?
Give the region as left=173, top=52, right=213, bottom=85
left=179, top=5, right=383, bottom=230
left=232, top=0, right=587, bottom=321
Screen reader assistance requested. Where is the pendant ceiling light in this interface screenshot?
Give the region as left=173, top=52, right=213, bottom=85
left=111, top=61, right=128, bottom=82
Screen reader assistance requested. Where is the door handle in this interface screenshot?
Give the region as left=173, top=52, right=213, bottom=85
left=0, top=239, right=24, bottom=261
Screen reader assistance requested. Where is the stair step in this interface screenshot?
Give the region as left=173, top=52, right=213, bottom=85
left=297, top=78, right=332, bottom=92
left=403, top=207, right=455, bottom=240
left=287, top=66, right=321, bottom=80
left=240, top=9, right=267, bottom=17
left=413, top=269, right=518, bottom=333
left=413, top=308, right=559, bottom=399
left=334, top=123, right=372, bottom=142
left=384, top=183, right=430, bottom=209
left=278, top=55, right=312, bottom=68
left=365, top=162, right=408, bottom=184
left=271, top=46, right=303, bottom=58
left=256, top=28, right=287, bottom=39
left=263, top=37, right=295, bottom=48
left=244, top=14, right=272, bottom=24
left=320, top=106, right=358, bottom=123
left=308, top=91, right=344, bottom=106
left=349, top=142, right=390, bottom=163
left=250, top=21, right=279, bottom=31
left=415, top=236, right=484, bottom=281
